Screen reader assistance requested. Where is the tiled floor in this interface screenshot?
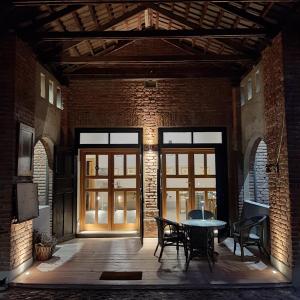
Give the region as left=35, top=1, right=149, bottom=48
left=12, top=237, right=289, bottom=287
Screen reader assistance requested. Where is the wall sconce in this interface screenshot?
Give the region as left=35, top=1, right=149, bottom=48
left=144, top=144, right=158, bottom=152
left=266, top=163, right=279, bottom=173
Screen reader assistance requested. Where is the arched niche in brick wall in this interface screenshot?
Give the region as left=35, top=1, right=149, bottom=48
left=244, top=135, right=270, bottom=206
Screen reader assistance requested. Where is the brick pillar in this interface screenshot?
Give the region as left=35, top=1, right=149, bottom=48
left=281, top=18, right=300, bottom=285
left=262, top=33, right=292, bottom=279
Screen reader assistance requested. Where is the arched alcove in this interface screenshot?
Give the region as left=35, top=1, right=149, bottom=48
left=244, top=138, right=269, bottom=206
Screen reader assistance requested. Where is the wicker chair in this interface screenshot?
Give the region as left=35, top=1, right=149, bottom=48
left=154, top=216, right=186, bottom=262
left=188, top=209, right=215, bottom=220
left=232, top=215, right=268, bottom=261
left=184, top=225, right=214, bottom=271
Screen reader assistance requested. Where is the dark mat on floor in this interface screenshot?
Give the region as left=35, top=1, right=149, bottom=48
left=100, top=271, right=143, bottom=280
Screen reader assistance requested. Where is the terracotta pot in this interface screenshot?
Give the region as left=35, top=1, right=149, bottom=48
left=35, top=244, right=54, bottom=261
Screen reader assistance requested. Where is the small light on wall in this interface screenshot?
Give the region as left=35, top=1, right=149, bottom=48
left=144, top=144, right=158, bottom=152
left=266, top=163, right=279, bottom=174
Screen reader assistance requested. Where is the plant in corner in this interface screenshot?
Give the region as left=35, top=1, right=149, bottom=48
left=33, top=230, right=57, bottom=261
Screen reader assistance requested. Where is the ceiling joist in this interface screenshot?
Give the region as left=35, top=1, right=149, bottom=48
left=32, top=28, right=268, bottom=41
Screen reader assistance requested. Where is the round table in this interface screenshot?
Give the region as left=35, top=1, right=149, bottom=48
left=181, top=219, right=227, bottom=229
left=181, top=219, right=227, bottom=263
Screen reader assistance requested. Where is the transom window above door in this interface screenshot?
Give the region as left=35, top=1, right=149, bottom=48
left=76, top=129, right=142, bottom=148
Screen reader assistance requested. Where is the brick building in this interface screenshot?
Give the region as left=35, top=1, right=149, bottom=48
left=1, top=0, right=300, bottom=287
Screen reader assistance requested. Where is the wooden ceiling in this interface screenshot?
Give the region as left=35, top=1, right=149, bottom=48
left=6, top=0, right=300, bottom=80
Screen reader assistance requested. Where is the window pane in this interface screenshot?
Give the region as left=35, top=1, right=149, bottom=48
left=163, top=132, right=192, bottom=144
left=166, top=154, right=176, bottom=175
left=85, top=192, right=95, bottom=224
left=80, top=133, right=109, bottom=144
left=178, top=154, right=188, bottom=175
left=166, top=191, right=177, bottom=222
left=166, top=178, right=188, bottom=188
left=193, top=132, right=222, bottom=144
left=114, top=155, right=124, bottom=175
left=49, top=80, right=54, bottom=104
left=195, top=191, right=205, bottom=210
left=56, top=87, right=62, bottom=109
left=207, top=191, right=217, bottom=216
left=195, top=178, right=216, bottom=188
left=114, top=178, right=136, bottom=189
left=97, top=192, right=108, bottom=224
left=98, top=155, right=108, bottom=176
left=207, top=154, right=216, bottom=175
left=247, top=78, right=253, bottom=100
left=240, top=85, right=245, bottom=106
left=86, top=154, right=96, bottom=176
left=194, top=154, right=204, bottom=175
left=40, top=73, right=46, bottom=98
left=179, top=191, right=188, bottom=222
left=86, top=179, right=108, bottom=189
left=126, top=191, right=136, bottom=224
left=126, top=155, right=136, bottom=175
left=255, top=70, right=261, bottom=93
left=110, top=133, right=139, bottom=144
left=114, top=191, right=124, bottom=224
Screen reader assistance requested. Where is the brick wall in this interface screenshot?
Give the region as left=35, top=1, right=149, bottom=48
left=253, top=141, right=269, bottom=205
left=33, top=141, right=48, bottom=205
left=67, top=78, right=234, bottom=236
left=0, top=36, right=16, bottom=272
left=262, top=33, right=292, bottom=271
left=281, top=18, right=300, bottom=280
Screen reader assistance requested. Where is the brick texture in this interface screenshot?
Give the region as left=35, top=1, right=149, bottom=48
left=67, top=78, right=234, bottom=236
left=262, top=33, right=292, bottom=269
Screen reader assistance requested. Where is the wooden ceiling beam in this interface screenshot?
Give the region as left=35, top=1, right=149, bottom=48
left=31, top=28, right=268, bottom=41
left=211, top=2, right=277, bottom=28
left=12, top=0, right=298, bottom=6
left=143, top=3, right=261, bottom=55
left=22, top=5, right=84, bottom=31
left=60, top=5, right=145, bottom=52
left=54, top=54, right=254, bottom=64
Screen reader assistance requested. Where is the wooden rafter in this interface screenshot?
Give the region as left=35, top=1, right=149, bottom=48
left=142, top=3, right=261, bottom=55
left=32, top=28, right=267, bottom=41
left=211, top=2, right=277, bottom=28
left=55, top=54, right=254, bottom=64
left=12, top=0, right=298, bottom=6
left=21, top=5, right=84, bottom=31
left=60, top=5, right=146, bottom=52
left=88, top=5, right=100, bottom=30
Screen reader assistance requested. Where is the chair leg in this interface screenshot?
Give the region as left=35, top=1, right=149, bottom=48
left=154, top=243, right=159, bottom=256
left=158, top=245, right=164, bottom=262
left=240, top=243, right=244, bottom=261
left=233, top=240, right=236, bottom=254
left=185, top=253, right=191, bottom=272
left=257, top=243, right=263, bottom=259
left=176, top=240, right=179, bottom=256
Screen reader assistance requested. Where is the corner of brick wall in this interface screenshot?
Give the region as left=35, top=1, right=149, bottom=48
left=262, top=33, right=293, bottom=270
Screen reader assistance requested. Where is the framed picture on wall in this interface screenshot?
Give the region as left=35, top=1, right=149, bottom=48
left=17, top=123, right=35, bottom=176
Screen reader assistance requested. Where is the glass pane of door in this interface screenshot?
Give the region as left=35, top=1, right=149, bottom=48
left=97, top=192, right=108, bottom=224
left=85, top=191, right=96, bottom=224
left=126, top=191, right=136, bottom=224
left=86, top=155, right=96, bottom=176
left=114, top=191, right=124, bottom=224
left=178, top=154, right=188, bottom=175
left=166, top=154, right=176, bottom=175
left=195, top=191, right=205, bottom=210
left=98, top=155, right=108, bottom=176
left=166, top=191, right=177, bottom=222
left=126, top=155, right=136, bottom=175
left=179, top=191, right=188, bottom=221
left=114, top=155, right=124, bottom=175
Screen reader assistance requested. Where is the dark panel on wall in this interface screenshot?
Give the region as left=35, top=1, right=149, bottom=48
left=53, top=147, right=75, bottom=241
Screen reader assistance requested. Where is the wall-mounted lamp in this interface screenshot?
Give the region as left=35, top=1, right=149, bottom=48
left=266, top=163, right=279, bottom=173
left=144, top=144, right=158, bottom=152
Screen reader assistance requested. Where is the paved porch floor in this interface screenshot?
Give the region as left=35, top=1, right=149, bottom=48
left=12, top=237, right=289, bottom=287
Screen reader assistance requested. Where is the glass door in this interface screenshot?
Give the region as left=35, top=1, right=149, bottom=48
left=161, top=149, right=217, bottom=222
left=80, top=149, right=140, bottom=231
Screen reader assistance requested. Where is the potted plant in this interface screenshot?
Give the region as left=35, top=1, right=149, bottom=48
left=33, top=231, right=57, bottom=261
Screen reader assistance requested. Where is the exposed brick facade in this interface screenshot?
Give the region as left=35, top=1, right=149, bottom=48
left=67, top=78, right=234, bottom=236
left=262, top=33, right=292, bottom=272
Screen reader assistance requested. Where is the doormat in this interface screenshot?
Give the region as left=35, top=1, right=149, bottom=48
left=100, top=271, right=142, bottom=280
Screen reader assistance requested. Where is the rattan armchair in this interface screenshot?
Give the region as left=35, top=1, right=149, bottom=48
left=232, top=215, right=268, bottom=261
left=154, top=216, right=186, bottom=262
left=188, top=209, right=215, bottom=220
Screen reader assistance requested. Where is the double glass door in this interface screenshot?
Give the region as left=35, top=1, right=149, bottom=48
left=80, top=149, right=140, bottom=231
left=161, top=149, right=217, bottom=223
